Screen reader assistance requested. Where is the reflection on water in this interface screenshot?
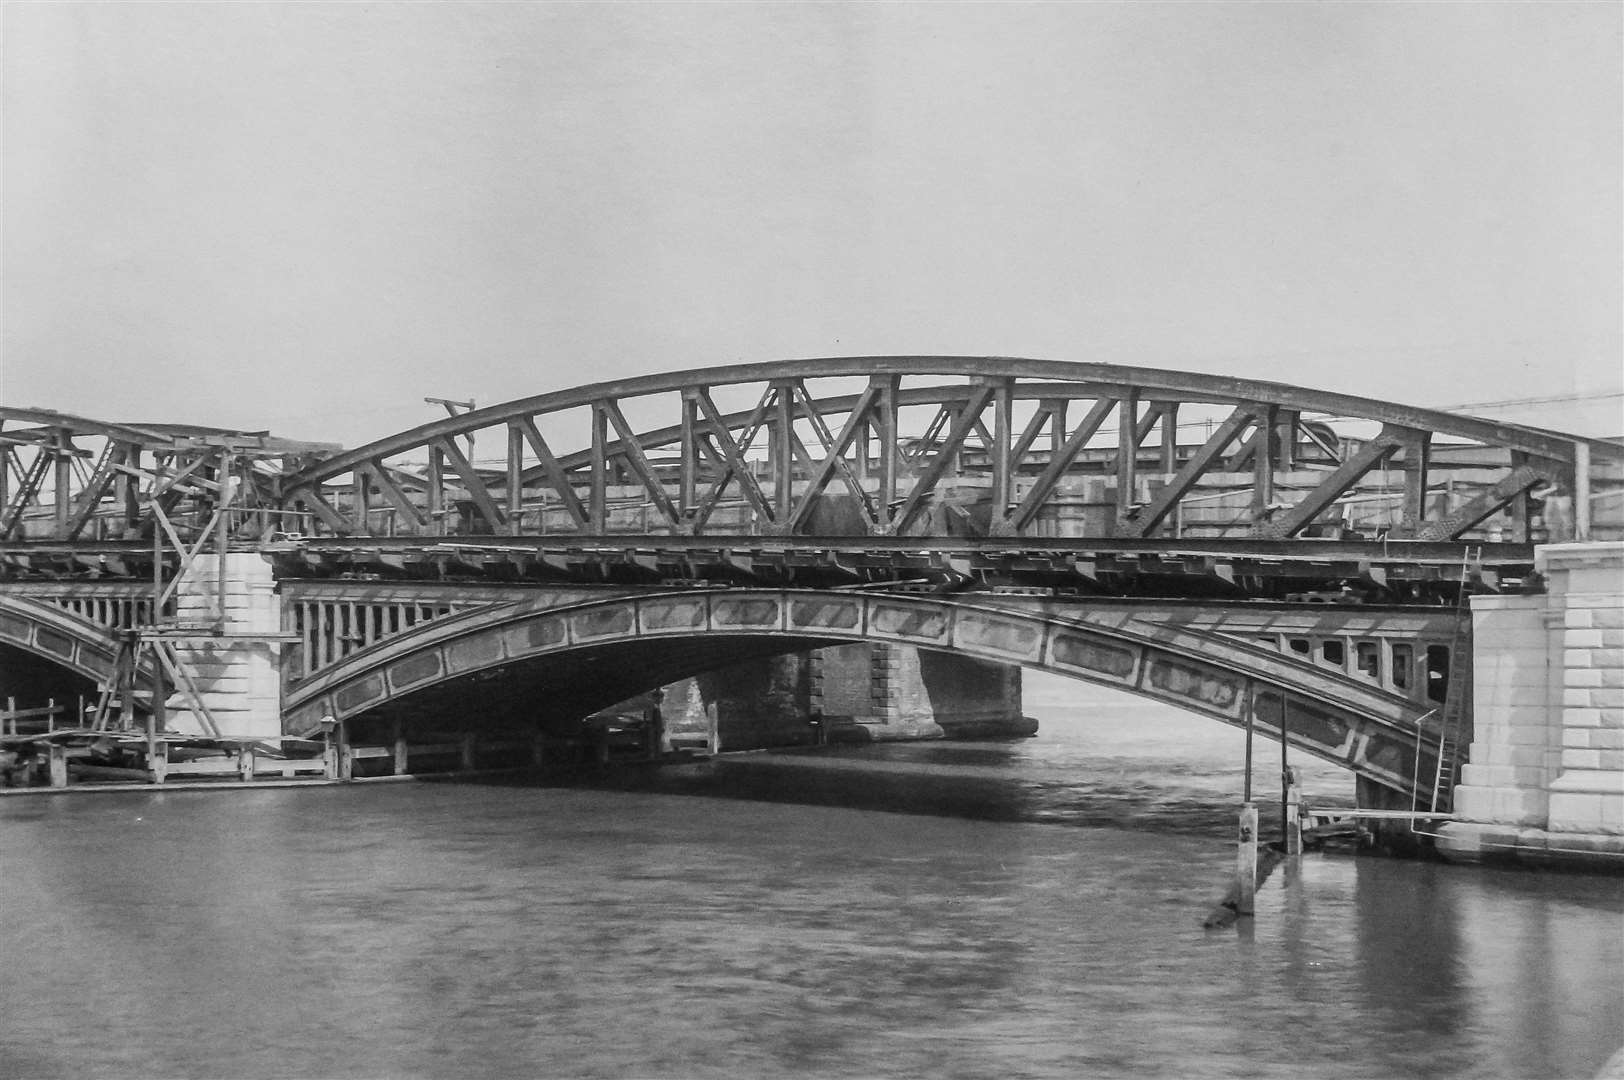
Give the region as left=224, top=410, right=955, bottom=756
left=2, top=686, right=1620, bottom=1079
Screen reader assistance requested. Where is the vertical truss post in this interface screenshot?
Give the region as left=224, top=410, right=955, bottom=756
left=506, top=424, right=524, bottom=535
left=1277, top=411, right=1299, bottom=471
left=590, top=402, right=609, bottom=532
left=990, top=378, right=1013, bottom=524
left=1159, top=405, right=1179, bottom=474
left=1399, top=429, right=1432, bottom=536
left=1252, top=405, right=1277, bottom=524
left=215, top=452, right=231, bottom=631
left=874, top=375, right=899, bottom=534
left=770, top=381, right=795, bottom=523
left=1574, top=440, right=1591, bottom=542
left=679, top=391, right=700, bottom=528
left=853, top=413, right=870, bottom=484
left=353, top=462, right=372, bottom=536
left=426, top=443, right=445, bottom=537
left=53, top=435, right=73, bottom=539
left=1116, top=391, right=1140, bottom=524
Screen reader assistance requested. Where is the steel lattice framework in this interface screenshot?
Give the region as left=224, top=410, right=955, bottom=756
left=0, top=407, right=337, bottom=547
left=275, top=358, right=1617, bottom=545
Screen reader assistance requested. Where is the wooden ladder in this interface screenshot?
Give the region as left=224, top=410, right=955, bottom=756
left=1429, top=546, right=1480, bottom=813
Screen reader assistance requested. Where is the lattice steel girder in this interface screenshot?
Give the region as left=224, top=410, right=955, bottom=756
left=1, top=407, right=339, bottom=543
left=274, top=358, right=1615, bottom=547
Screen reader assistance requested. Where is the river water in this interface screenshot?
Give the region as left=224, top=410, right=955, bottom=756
left=3, top=676, right=1621, bottom=1079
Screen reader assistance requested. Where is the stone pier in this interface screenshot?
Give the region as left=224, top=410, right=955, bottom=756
left=650, top=643, right=1034, bottom=751
left=1439, top=542, right=1624, bottom=869
left=161, top=553, right=284, bottom=741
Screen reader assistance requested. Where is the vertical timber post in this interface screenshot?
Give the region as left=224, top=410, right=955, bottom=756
left=393, top=718, right=408, bottom=776
left=1281, top=691, right=1301, bottom=855
left=216, top=453, right=231, bottom=631
left=47, top=742, right=69, bottom=788
left=337, top=721, right=353, bottom=780
left=1237, top=689, right=1258, bottom=917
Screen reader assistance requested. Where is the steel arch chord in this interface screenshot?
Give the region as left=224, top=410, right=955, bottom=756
left=271, top=357, right=1617, bottom=548
left=4, top=359, right=1619, bottom=591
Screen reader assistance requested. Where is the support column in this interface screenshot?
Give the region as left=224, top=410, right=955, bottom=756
left=161, top=553, right=283, bottom=740
left=1440, top=542, right=1624, bottom=867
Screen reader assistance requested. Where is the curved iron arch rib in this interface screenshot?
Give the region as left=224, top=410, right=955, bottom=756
left=277, top=356, right=1618, bottom=542
left=0, top=594, right=152, bottom=688
left=283, top=589, right=1444, bottom=803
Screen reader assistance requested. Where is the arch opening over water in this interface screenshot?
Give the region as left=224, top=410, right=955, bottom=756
left=285, top=589, right=1446, bottom=802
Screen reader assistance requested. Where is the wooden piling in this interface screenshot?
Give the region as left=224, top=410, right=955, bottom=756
left=337, top=723, right=354, bottom=780
left=47, top=744, right=69, bottom=788
left=1236, top=803, right=1259, bottom=916
left=1284, top=767, right=1303, bottom=856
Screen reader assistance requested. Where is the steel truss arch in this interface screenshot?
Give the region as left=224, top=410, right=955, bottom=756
left=1, top=406, right=341, bottom=545
left=283, top=589, right=1452, bottom=804
left=276, top=357, right=1621, bottom=546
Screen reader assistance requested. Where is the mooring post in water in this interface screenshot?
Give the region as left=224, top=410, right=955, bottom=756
left=392, top=719, right=408, bottom=776
left=1238, top=685, right=1257, bottom=916
left=1284, top=767, right=1303, bottom=856
left=338, top=721, right=354, bottom=780
left=1237, top=803, right=1258, bottom=916
left=47, top=743, right=69, bottom=788
left=1280, top=691, right=1300, bottom=855
left=144, top=709, right=166, bottom=784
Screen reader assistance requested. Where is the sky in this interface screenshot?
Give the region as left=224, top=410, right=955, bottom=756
left=3, top=2, right=1621, bottom=445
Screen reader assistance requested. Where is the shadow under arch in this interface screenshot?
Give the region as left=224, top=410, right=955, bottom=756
left=284, top=589, right=1445, bottom=802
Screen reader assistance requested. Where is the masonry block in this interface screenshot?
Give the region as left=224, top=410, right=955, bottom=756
left=1548, top=793, right=1611, bottom=834
left=1491, top=788, right=1550, bottom=826
left=1562, top=748, right=1602, bottom=770
left=1564, top=629, right=1605, bottom=649
left=1590, top=688, right=1624, bottom=709
left=1592, top=729, right=1624, bottom=751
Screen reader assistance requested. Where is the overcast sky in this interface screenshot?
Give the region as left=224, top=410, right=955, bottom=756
left=3, top=2, right=1620, bottom=444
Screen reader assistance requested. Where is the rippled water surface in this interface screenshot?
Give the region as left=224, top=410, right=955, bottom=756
left=4, top=681, right=1621, bottom=1079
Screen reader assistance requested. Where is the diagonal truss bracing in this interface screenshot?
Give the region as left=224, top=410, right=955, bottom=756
left=268, top=358, right=1617, bottom=548
left=8, top=359, right=1617, bottom=552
